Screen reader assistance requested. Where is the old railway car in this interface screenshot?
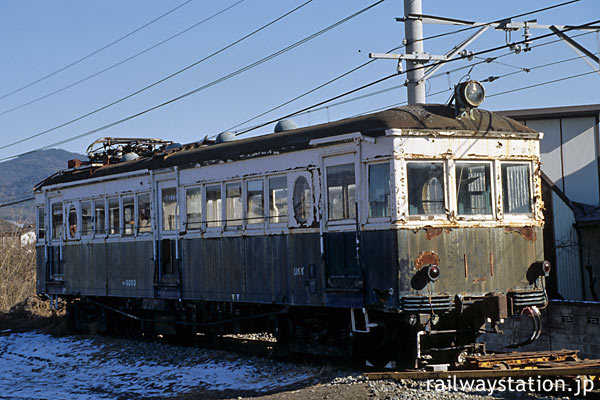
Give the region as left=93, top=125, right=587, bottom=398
left=35, top=101, right=549, bottom=367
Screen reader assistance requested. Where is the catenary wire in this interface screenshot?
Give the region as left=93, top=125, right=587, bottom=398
left=0, top=0, right=193, bottom=102
left=0, top=0, right=316, bottom=152
left=0, top=0, right=247, bottom=118
left=228, top=18, right=600, bottom=138
left=287, top=52, right=588, bottom=121
left=0, top=19, right=592, bottom=206
left=224, top=0, right=582, bottom=132
left=0, top=0, right=576, bottom=149
left=0, top=16, right=596, bottom=163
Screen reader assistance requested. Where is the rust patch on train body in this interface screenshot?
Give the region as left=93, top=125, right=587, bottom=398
left=415, top=251, right=440, bottom=270
left=425, top=227, right=451, bottom=240
left=504, top=226, right=536, bottom=241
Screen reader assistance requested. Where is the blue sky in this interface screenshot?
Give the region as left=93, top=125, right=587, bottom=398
left=0, top=0, right=598, bottom=160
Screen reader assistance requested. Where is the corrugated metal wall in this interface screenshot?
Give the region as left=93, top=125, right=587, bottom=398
left=552, top=191, right=584, bottom=300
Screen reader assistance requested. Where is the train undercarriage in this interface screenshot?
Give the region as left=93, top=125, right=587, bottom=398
left=60, top=291, right=543, bottom=370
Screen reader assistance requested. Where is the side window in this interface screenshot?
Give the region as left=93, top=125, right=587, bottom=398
left=456, top=162, right=492, bottom=215
left=206, top=185, right=222, bottom=228
left=268, top=176, right=288, bottom=224
left=292, top=176, right=311, bottom=224
left=247, top=179, right=264, bottom=225
left=502, top=163, right=532, bottom=214
left=81, top=201, right=92, bottom=236
left=94, top=199, right=106, bottom=235
left=161, top=187, right=177, bottom=231
left=68, top=204, right=78, bottom=239
left=108, top=197, right=120, bottom=235
left=137, top=193, right=151, bottom=233
left=368, top=163, right=390, bottom=218
left=37, top=206, right=45, bottom=240
left=123, top=196, right=134, bottom=235
left=327, top=163, right=356, bottom=221
left=185, top=187, right=202, bottom=230
left=51, top=203, right=63, bottom=240
left=226, top=182, right=242, bottom=227
left=407, top=162, right=445, bottom=215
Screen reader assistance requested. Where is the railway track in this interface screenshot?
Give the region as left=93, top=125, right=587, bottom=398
left=365, top=350, right=600, bottom=397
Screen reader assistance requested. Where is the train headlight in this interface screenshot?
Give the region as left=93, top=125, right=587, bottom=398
left=455, top=80, right=485, bottom=108
left=427, top=265, right=440, bottom=282
left=542, top=260, right=551, bottom=277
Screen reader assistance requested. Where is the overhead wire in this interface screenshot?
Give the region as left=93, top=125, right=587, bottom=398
left=0, top=0, right=193, bottom=102
left=0, top=6, right=592, bottom=207
left=0, top=0, right=383, bottom=158
left=348, top=54, right=593, bottom=117
left=295, top=50, right=591, bottom=121
left=227, top=18, right=600, bottom=138
left=0, top=0, right=247, bottom=118
left=0, top=0, right=316, bottom=153
left=0, top=196, right=35, bottom=208
left=223, top=0, right=583, bottom=132
left=0, top=5, right=594, bottom=163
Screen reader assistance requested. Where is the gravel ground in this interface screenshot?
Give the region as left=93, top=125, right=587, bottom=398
left=0, top=298, right=593, bottom=400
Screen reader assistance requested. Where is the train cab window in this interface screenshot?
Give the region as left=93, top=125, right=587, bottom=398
left=37, top=207, right=45, bottom=240
left=161, top=187, right=177, bottom=231
left=206, top=184, right=222, bottom=228
left=81, top=201, right=92, bottom=236
left=456, top=162, right=492, bottom=215
left=51, top=203, right=63, bottom=240
left=137, top=193, right=151, bottom=233
left=269, top=176, right=288, bottom=224
left=123, top=196, right=134, bottom=235
left=407, top=162, right=445, bottom=215
left=185, top=187, right=202, bottom=230
left=226, top=182, right=242, bottom=227
left=327, top=164, right=355, bottom=221
left=368, top=163, right=390, bottom=218
left=108, top=197, right=120, bottom=235
left=94, top=199, right=106, bottom=235
left=247, top=179, right=264, bottom=225
left=293, top=176, right=311, bottom=224
left=502, top=163, right=532, bottom=214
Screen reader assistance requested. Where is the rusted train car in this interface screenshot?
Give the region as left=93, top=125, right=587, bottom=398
left=35, top=99, right=549, bottom=367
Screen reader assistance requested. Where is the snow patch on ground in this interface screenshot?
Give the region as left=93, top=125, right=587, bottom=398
left=0, top=332, right=311, bottom=399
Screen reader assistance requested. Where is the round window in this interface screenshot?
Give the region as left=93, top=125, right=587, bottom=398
left=292, top=176, right=311, bottom=224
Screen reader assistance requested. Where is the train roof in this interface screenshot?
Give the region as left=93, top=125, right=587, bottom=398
left=35, top=104, right=537, bottom=190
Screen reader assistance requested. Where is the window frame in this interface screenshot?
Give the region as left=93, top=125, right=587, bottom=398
left=225, top=180, right=243, bottom=230
left=107, top=196, right=121, bottom=236
left=366, top=161, right=392, bottom=222
left=405, top=159, right=449, bottom=221
left=36, top=205, right=46, bottom=243
left=500, top=161, right=534, bottom=220
left=266, top=174, right=289, bottom=228
left=454, top=160, right=496, bottom=221
left=183, top=185, right=203, bottom=232
left=204, top=182, right=223, bottom=231
left=80, top=199, right=93, bottom=238
left=93, top=197, right=108, bottom=238
left=136, top=192, right=152, bottom=235
left=50, top=200, right=64, bottom=242
left=245, top=177, right=265, bottom=229
left=323, top=153, right=356, bottom=227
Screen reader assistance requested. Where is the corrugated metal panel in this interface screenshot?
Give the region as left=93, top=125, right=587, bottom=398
left=552, top=191, right=584, bottom=300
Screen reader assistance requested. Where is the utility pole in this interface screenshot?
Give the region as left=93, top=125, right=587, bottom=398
left=403, top=0, right=426, bottom=104
left=370, top=1, right=600, bottom=105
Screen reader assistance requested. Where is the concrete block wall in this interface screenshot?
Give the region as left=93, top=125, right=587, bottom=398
left=480, top=300, right=600, bottom=359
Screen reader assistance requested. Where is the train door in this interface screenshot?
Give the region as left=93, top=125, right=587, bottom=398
left=322, top=154, right=361, bottom=290
left=156, top=180, right=180, bottom=287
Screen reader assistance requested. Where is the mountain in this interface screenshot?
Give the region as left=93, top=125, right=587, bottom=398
left=0, top=149, right=86, bottom=222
